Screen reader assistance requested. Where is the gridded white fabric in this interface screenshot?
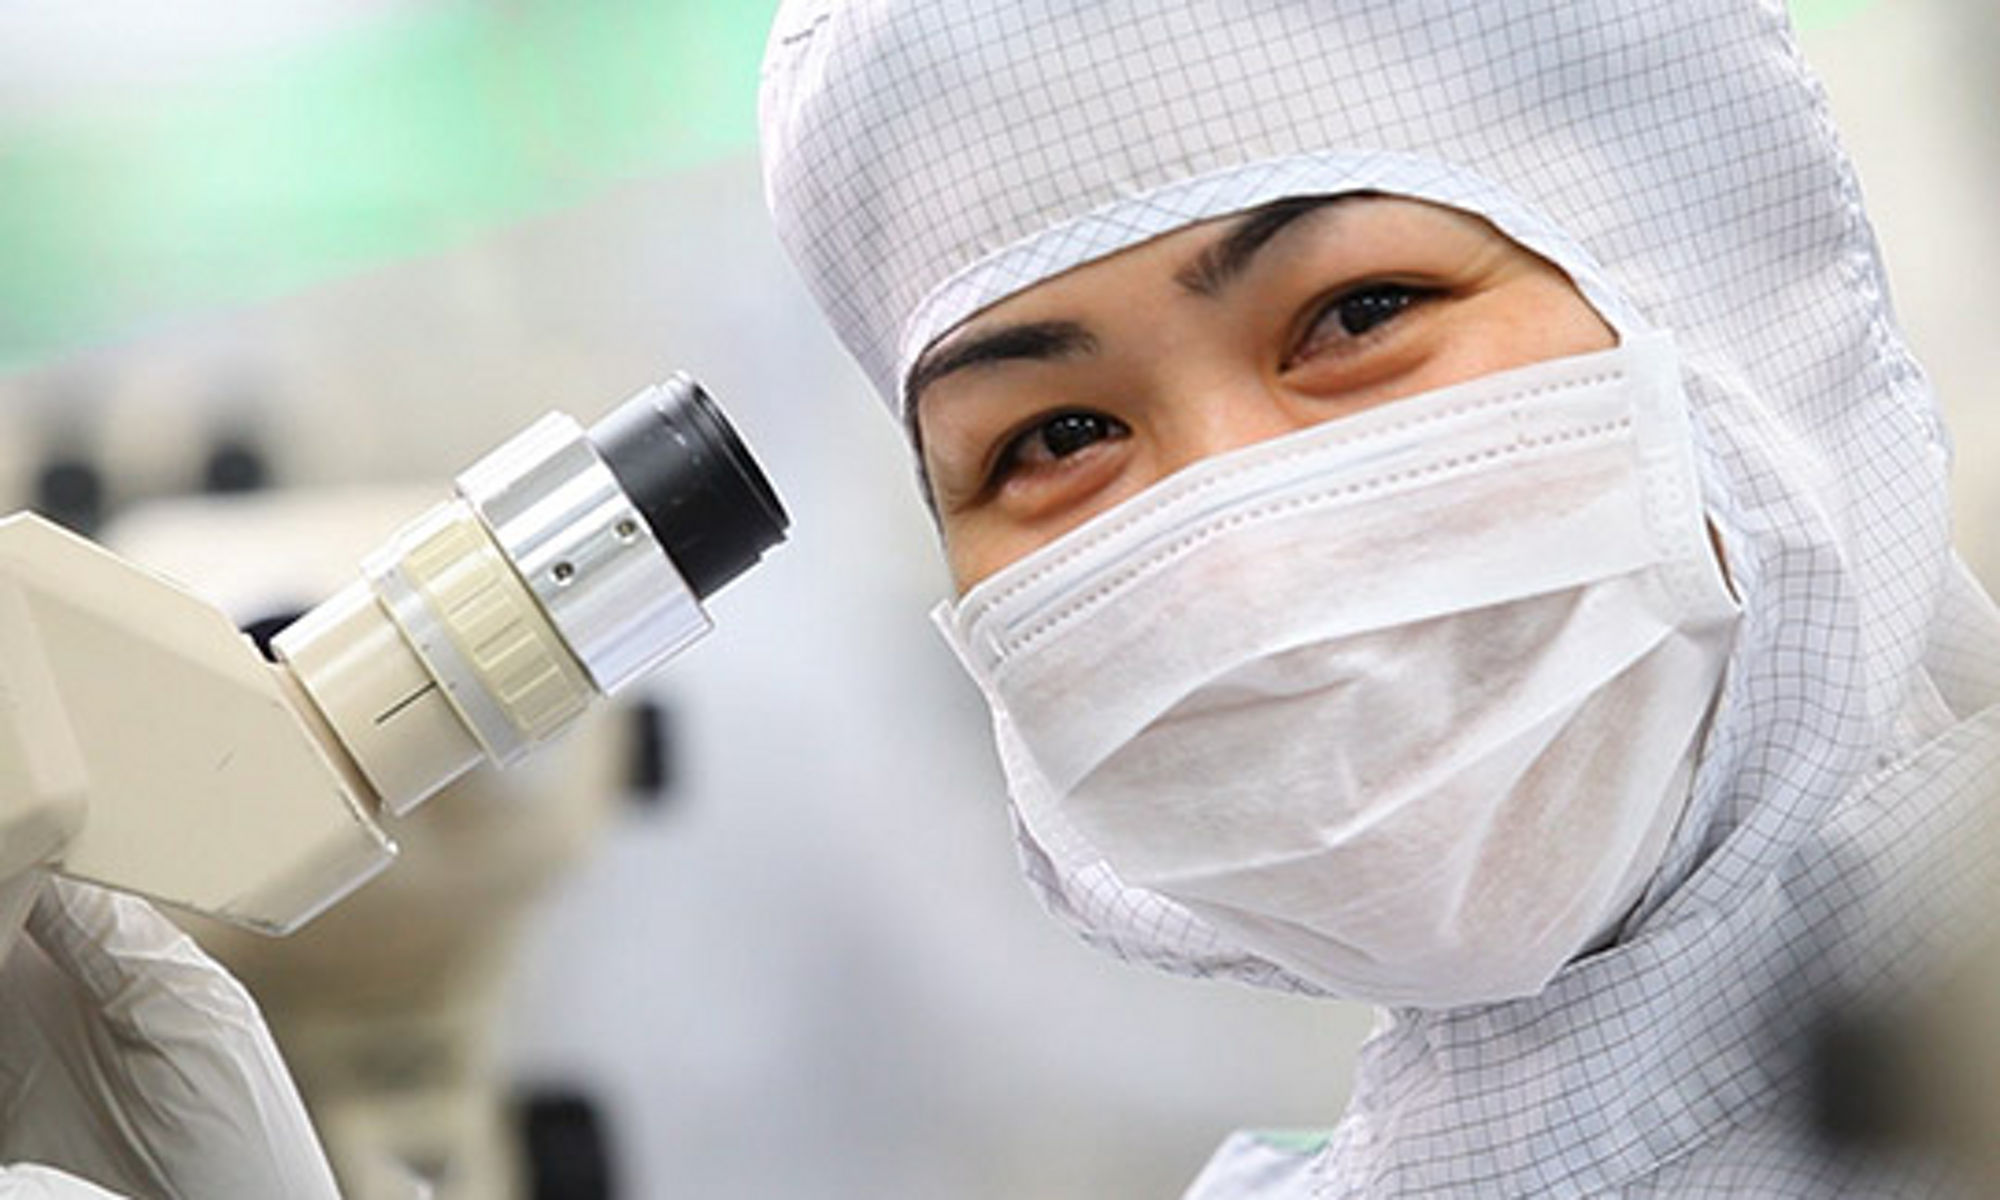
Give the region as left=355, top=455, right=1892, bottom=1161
left=761, top=2, right=2000, bottom=1195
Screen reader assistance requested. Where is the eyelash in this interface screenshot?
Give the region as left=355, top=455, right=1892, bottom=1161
left=987, top=409, right=1128, bottom=490
left=978, top=281, right=1440, bottom=492
left=1288, top=281, right=1440, bottom=368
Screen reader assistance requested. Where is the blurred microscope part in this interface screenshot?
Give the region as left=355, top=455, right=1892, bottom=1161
left=1813, top=951, right=2000, bottom=1196
left=104, top=490, right=645, bottom=1200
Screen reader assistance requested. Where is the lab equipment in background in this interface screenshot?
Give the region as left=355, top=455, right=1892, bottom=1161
left=1812, top=969, right=2000, bottom=1194
left=1808, top=782, right=2000, bottom=1197
left=0, top=375, right=786, bottom=949
left=31, top=446, right=104, bottom=538
left=104, top=487, right=648, bottom=1200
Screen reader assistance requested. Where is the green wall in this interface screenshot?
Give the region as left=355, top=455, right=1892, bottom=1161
left=0, top=2, right=777, bottom=373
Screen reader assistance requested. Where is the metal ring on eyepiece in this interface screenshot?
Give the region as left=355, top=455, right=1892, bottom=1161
left=454, top=413, right=712, bottom=697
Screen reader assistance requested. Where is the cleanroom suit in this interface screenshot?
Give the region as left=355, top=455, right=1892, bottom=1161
left=760, top=1, right=2000, bottom=1194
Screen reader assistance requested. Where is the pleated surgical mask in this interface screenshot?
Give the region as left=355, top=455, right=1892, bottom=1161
left=934, top=335, right=1739, bottom=1007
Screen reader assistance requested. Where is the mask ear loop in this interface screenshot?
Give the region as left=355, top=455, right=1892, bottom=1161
left=1472, top=184, right=1745, bottom=615
left=1619, top=333, right=1744, bottom=624
left=1597, top=334, right=1748, bottom=945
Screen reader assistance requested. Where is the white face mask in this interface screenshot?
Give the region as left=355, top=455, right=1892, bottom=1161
left=933, top=336, right=1740, bottom=1009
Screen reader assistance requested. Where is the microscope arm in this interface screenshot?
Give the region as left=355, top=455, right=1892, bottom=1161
left=0, top=378, right=784, bottom=945
left=0, top=513, right=394, bottom=935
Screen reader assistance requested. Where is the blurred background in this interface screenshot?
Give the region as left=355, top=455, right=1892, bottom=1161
left=0, top=2, right=1993, bottom=1197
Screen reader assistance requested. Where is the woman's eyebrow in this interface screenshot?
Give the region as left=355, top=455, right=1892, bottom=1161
left=1175, top=195, right=1346, bottom=299
left=905, top=319, right=1099, bottom=407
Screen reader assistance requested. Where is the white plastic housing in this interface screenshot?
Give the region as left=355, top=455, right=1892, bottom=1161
left=0, top=513, right=395, bottom=933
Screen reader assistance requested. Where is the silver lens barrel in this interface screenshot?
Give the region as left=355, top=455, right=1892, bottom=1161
left=283, top=378, right=785, bottom=810
left=456, top=410, right=711, bottom=699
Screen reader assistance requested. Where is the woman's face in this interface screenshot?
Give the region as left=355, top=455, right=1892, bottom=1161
left=910, top=195, right=1618, bottom=591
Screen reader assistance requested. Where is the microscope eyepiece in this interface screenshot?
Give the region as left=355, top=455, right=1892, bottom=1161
left=28, top=374, right=789, bottom=932
left=587, top=376, right=789, bottom=601
left=277, top=373, right=786, bottom=821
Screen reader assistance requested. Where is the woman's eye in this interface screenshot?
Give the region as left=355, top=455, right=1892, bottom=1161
left=993, top=410, right=1128, bottom=482
left=1291, top=282, right=1437, bottom=365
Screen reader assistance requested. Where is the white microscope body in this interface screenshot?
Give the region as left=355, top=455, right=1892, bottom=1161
left=98, top=486, right=647, bottom=1200
left=0, top=377, right=785, bottom=957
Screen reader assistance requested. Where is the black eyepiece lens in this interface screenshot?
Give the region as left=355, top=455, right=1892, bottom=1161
left=588, top=377, right=788, bottom=600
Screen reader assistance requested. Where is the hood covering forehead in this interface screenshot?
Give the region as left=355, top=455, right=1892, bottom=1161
left=765, top=0, right=1897, bottom=419
left=765, top=2, right=2000, bottom=1191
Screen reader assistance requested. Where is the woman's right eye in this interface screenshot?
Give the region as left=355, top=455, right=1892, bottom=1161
left=991, top=409, right=1129, bottom=484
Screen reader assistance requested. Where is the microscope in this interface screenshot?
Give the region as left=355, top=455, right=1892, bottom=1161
left=0, top=376, right=787, bottom=950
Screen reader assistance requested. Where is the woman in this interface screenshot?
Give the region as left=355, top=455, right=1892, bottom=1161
left=761, top=1, right=2000, bottom=1195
